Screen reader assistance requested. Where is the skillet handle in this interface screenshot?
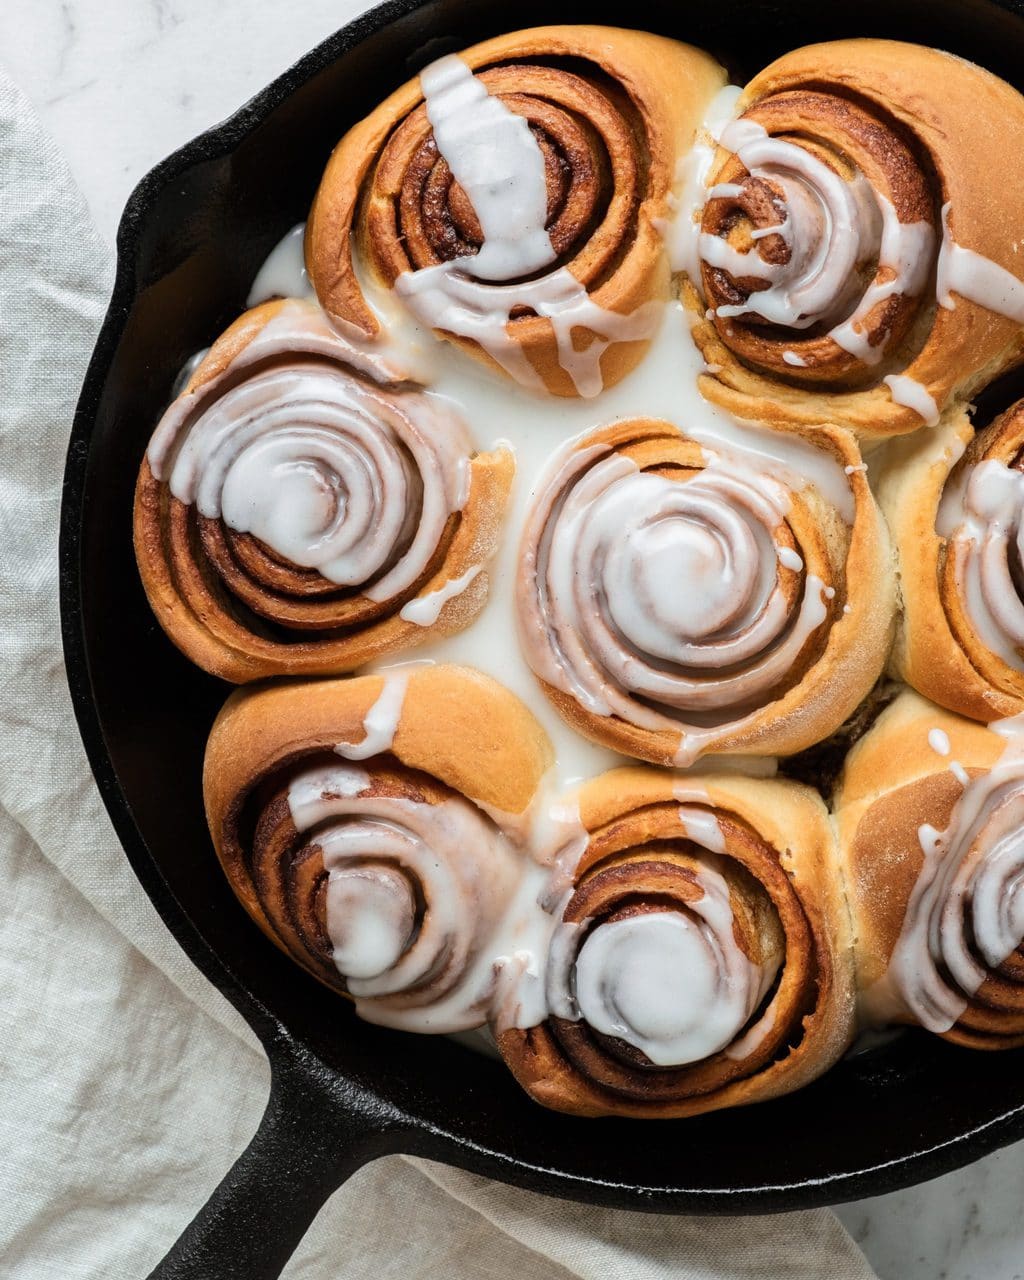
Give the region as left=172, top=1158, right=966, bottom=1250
left=148, top=1045, right=406, bottom=1279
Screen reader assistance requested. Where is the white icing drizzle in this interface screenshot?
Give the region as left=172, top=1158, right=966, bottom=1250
left=421, top=56, right=556, bottom=281
left=829, top=197, right=933, bottom=363
left=663, top=84, right=743, bottom=279
left=171, top=347, right=209, bottom=398
left=397, top=267, right=660, bottom=397
left=679, top=803, right=727, bottom=853
left=777, top=544, right=804, bottom=571
left=937, top=457, right=1024, bottom=672
left=287, top=763, right=372, bottom=825
left=724, top=999, right=777, bottom=1061
left=393, top=55, right=659, bottom=397
left=208, top=94, right=860, bottom=1066
left=516, top=428, right=833, bottom=766
left=937, top=202, right=1024, bottom=322
left=883, top=374, right=940, bottom=426
left=247, top=223, right=314, bottom=307
left=547, top=859, right=777, bottom=1066
left=928, top=728, right=952, bottom=757
left=147, top=301, right=474, bottom=598
left=398, top=564, right=482, bottom=626
left=699, top=119, right=933, bottom=358
left=524, top=795, right=590, bottom=881
left=335, top=671, right=409, bottom=760
left=882, top=721, right=1024, bottom=1032
left=682, top=378, right=856, bottom=521
left=286, top=760, right=535, bottom=1031
left=486, top=861, right=567, bottom=1033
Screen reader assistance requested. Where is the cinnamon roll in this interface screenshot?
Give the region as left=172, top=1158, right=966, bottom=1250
left=307, top=25, right=725, bottom=396
left=203, top=665, right=553, bottom=1029
left=835, top=689, right=1024, bottom=1047
left=880, top=398, right=1024, bottom=721
left=497, top=768, right=854, bottom=1118
left=687, top=39, right=1024, bottom=437
left=134, top=299, right=512, bottom=681
left=516, top=417, right=894, bottom=766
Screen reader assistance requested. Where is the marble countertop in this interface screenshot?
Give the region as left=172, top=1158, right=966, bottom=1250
left=3, top=2, right=1024, bottom=1277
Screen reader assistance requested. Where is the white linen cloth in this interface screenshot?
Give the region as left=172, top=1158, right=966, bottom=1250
left=0, top=66, right=877, bottom=1279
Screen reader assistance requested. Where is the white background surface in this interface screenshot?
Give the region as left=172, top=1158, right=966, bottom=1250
left=3, top=2, right=1024, bottom=1276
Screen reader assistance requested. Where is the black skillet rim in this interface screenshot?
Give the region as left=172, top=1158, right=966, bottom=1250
left=59, top=0, right=1024, bottom=1213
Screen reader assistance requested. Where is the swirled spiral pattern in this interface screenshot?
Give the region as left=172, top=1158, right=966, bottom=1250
left=886, top=398, right=1024, bottom=722
left=837, top=692, right=1024, bottom=1049
left=307, top=26, right=724, bottom=395
left=938, top=401, right=1024, bottom=701
left=687, top=40, right=1024, bottom=437
left=371, top=61, right=635, bottom=285
left=135, top=300, right=511, bottom=681
left=497, top=770, right=852, bottom=1118
left=264, top=758, right=522, bottom=1029
left=699, top=93, right=934, bottom=385
left=516, top=418, right=889, bottom=766
left=943, top=461, right=1024, bottom=670
left=203, top=668, right=554, bottom=1033
left=892, top=757, right=1024, bottom=1043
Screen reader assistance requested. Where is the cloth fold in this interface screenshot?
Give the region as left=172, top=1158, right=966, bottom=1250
left=0, top=64, right=876, bottom=1279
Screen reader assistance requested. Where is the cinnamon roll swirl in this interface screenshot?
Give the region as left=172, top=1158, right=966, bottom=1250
left=203, top=665, right=553, bottom=1030
left=836, top=690, right=1024, bottom=1047
left=688, top=40, right=1024, bottom=437
left=516, top=417, right=894, bottom=766
left=134, top=299, right=512, bottom=681
left=497, top=768, right=854, bottom=1118
left=881, top=398, right=1024, bottom=721
left=307, top=25, right=725, bottom=396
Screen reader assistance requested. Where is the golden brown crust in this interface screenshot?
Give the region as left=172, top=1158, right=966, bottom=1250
left=498, top=767, right=855, bottom=1117
left=688, top=40, right=1024, bottom=438
left=517, top=416, right=896, bottom=765
left=133, top=302, right=513, bottom=682
left=184, top=300, right=290, bottom=392
left=880, top=400, right=1024, bottom=720
left=204, top=665, right=553, bottom=964
left=834, top=690, right=1001, bottom=992
left=205, top=664, right=553, bottom=826
left=307, top=25, right=726, bottom=395
left=834, top=689, right=1024, bottom=1046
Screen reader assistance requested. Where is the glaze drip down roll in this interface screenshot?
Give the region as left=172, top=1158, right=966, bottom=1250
left=516, top=416, right=894, bottom=766
left=836, top=690, right=1024, bottom=1047
left=687, top=39, right=1024, bottom=436
left=881, top=397, right=1024, bottom=721
left=134, top=299, right=512, bottom=681
left=203, top=666, right=553, bottom=1030
left=307, top=25, right=725, bottom=396
left=497, top=768, right=855, bottom=1118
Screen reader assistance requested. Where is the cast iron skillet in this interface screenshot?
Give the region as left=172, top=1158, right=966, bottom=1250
left=60, top=0, right=1024, bottom=1275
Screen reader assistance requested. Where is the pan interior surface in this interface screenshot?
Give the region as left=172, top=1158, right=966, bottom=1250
left=63, top=0, right=1024, bottom=1211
